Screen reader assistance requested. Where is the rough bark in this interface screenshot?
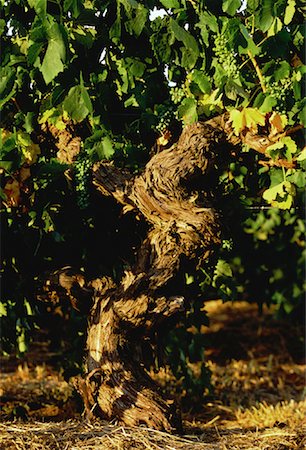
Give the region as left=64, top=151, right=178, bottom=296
left=74, top=115, right=283, bottom=430
left=78, top=121, right=231, bottom=431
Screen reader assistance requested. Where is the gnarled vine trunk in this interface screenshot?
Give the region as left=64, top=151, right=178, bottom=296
left=71, top=116, right=278, bottom=430
left=75, top=121, right=229, bottom=431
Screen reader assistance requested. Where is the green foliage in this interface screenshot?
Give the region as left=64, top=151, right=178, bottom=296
left=63, top=76, right=93, bottom=123
left=74, top=152, right=92, bottom=210
left=1, top=0, right=305, bottom=394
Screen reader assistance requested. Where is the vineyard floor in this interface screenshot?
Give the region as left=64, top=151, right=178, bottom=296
left=1, top=300, right=305, bottom=450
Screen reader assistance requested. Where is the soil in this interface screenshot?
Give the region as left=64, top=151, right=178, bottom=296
left=0, top=300, right=305, bottom=449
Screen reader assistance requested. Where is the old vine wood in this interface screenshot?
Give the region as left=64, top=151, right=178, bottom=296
left=69, top=115, right=289, bottom=430
left=1, top=0, right=304, bottom=435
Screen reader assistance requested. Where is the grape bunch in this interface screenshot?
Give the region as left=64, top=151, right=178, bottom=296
left=156, top=105, right=175, bottom=134
left=170, top=86, right=185, bottom=104
left=213, top=33, right=239, bottom=79
left=74, top=154, right=92, bottom=210
left=265, top=78, right=293, bottom=114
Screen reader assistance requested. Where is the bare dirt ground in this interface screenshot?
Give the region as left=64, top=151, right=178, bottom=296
left=0, top=300, right=305, bottom=449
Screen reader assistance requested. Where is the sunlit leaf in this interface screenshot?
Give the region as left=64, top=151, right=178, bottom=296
left=267, top=17, right=283, bottom=37
left=16, top=133, right=41, bottom=165
left=269, top=112, right=287, bottom=136
left=178, top=98, right=198, bottom=124
left=229, top=108, right=265, bottom=135
left=0, top=302, right=7, bottom=317
left=16, top=325, right=27, bottom=354
left=266, top=137, right=297, bottom=161
left=296, top=147, right=306, bottom=161
left=263, top=182, right=285, bottom=201
left=214, top=259, right=233, bottom=278
left=40, top=20, right=66, bottom=84
left=284, top=0, right=296, bottom=25
left=263, top=180, right=295, bottom=209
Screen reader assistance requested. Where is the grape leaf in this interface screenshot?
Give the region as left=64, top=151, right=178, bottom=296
left=28, top=0, right=46, bottom=17
left=178, top=98, right=198, bottom=124
left=214, top=259, right=233, bottom=278
left=150, top=24, right=174, bottom=63
left=0, top=66, right=16, bottom=106
left=284, top=0, right=296, bottom=25
left=181, top=47, right=199, bottom=69
left=160, top=0, right=180, bottom=8
left=63, top=83, right=93, bottom=123
left=192, top=70, right=211, bottom=94
left=170, top=19, right=199, bottom=68
left=256, top=0, right=274, bottom=32
left=0, top=302, right=7, bottom=317
left=222, top=0, right=241, bottom=16
left=266, top=137, right=297, bottom=161
left=124, top=3, right=148, bottom=37
left=63, top=0, right=83, bottom=18
left=269, top=112, right=287, bottom=136
left=196, top=11, right=218, bottom=45
left=239, top=24, right=260, bottom=56
left=296, top=147, right=306, bottom=161
left=287, top=171, right=306, bottom=188
left=263, top=181, right=295, bottom=209
left=247, top=0, right=260, bottom=12
left=129, top=59, right=145, bottom=77
left=28, top=41, right=44, bottom=65
left=170, top=19, right=198, bottom=53
left=99, top=136, right=114, bottom=160
left=275, top=194, right=293, bottom=209
left=267, top=17, right=283, bottom=37
left=259, top=95, right=277, bottom=113
left=0, top=19, right=5, bottom=37
left=40, top=20, right=66, bottom=84
left=109, top=13, right=122, bottom=43
left=274, top=61, right=291, bottom=81
left=229, top=108, right=265, bottom=135
left=298, top=102, right=306, bottom=126
left=17, top=325, right=28, bottom=354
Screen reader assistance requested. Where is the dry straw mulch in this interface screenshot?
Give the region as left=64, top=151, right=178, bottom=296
left=0, top=418, right=305, bottom=450
left=1, top=301, right=305, bottom=449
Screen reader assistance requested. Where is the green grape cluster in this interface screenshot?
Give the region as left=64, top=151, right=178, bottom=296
left=74, top=155, right=92, bottom=210
left=222, top=238, right=233, bottom=251
left=213, top=34, right=239, bottom=79
left=170, top=86, right=185, bottom=104
left=265, top=78, right=293, bottom=114
left=156, top=105, right=175, bottom=134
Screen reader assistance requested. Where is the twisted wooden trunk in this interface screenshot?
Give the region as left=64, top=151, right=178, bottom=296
left=68, top=116, right=277, bottom=430
left=75, top=122, right=228, bottom=430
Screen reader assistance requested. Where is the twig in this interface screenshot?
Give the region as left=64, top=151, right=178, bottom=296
left=247, top=50, right=266, bottom=93
left=285, top=124, right=304, bottom=136
left=258, top=159, right=296, bottom=169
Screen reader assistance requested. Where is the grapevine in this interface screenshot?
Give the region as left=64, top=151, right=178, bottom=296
left=265, top=78, right=294, bottom=114
left=213, top=34, right=240, bottom=79
left=155, top=104, right=176, bottom=134
left=170, top=86, right=185, bottom=105
left=74, top=153, right=92, bottom=210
